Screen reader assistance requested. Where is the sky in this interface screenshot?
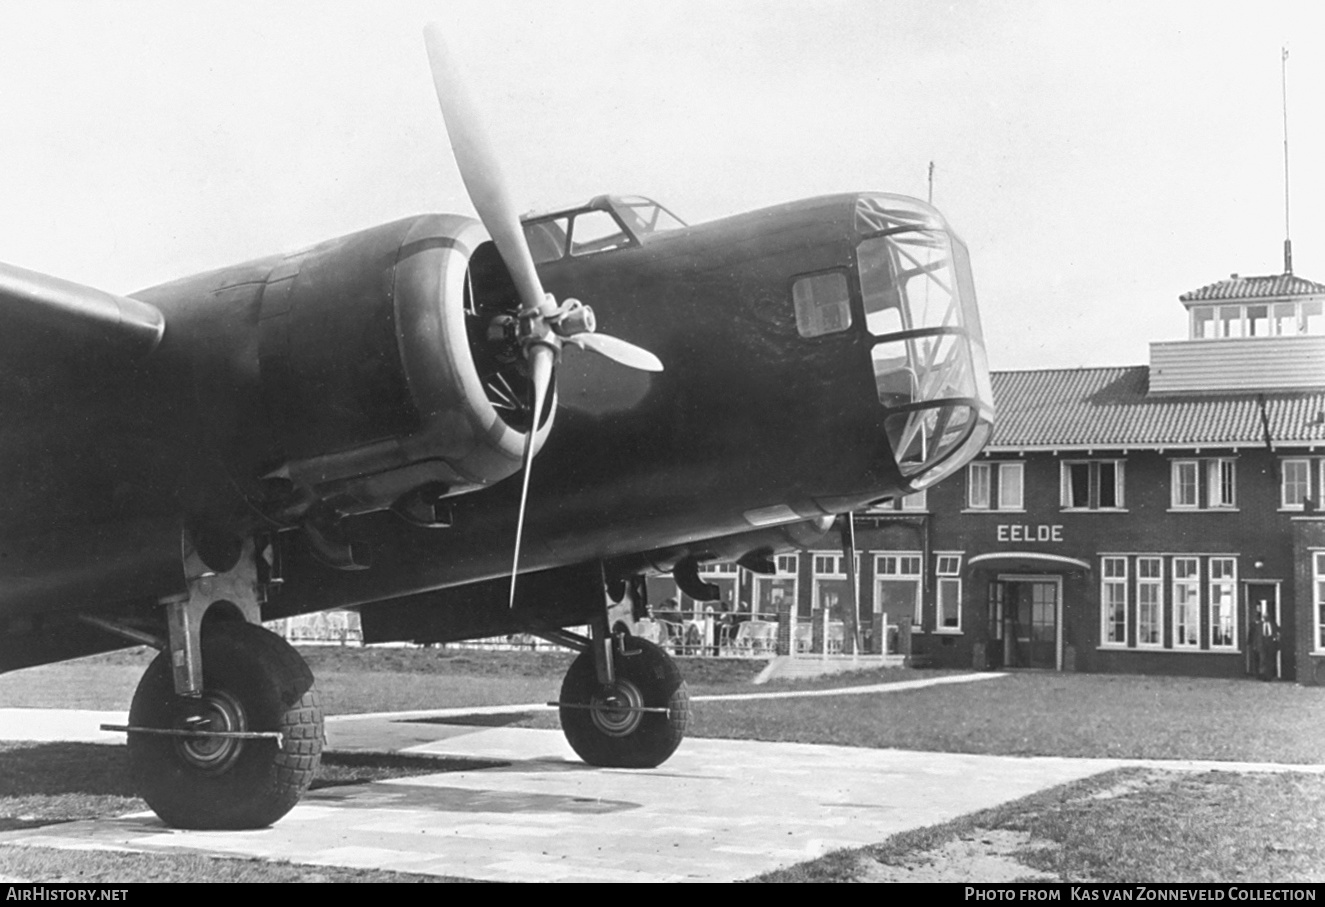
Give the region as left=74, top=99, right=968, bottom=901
left=0, top=0, right=1322, bottom=371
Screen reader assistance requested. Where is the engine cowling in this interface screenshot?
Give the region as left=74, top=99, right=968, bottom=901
left=251, top=214, right=552, bottom=523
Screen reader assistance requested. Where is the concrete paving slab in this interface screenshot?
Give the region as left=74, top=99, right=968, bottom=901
left=0, top=708, right=127, bottom=744
left=3, top=691, right=1319, bottom=882
left=0, top=719, right=1124, bottom=882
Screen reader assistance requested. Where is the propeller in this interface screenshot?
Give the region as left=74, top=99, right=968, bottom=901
left=423, top=24, right=663, bottom=607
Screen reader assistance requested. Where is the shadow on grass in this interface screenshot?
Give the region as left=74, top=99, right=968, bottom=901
left=0, top=742, right=508, bottom=826
left=0, top=742, right=135, bottom=798
left=0, top=742, right=140, bottom=831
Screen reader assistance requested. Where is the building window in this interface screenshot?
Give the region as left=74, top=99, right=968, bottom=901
left=1062, top=460, right=1124, bottom=510
left=1099, top=554, right=1243, bottom=653
left=968, top=461, right=1024, bottom=511
left=1281, top=459, right=1312, bottom=509
left=875, top=553, right=923, bottom=627
left=1209, top=558, right=1237, bottom=649
left=1315, top=552, right=1325, bottom=653
left=936, top=554, right=963, bottom=632
left=1171, top=458, right=1236, bottom=510
left=1101, top=557, right=1128, bottom=646
left=901, top=490, right=928, bottom=511
left=752, top=555, right=798, bottom=617
left=1172, top=558, right=1200, bottom=648
left=1210, top=460, right=1236, bottom=508
left=1191, top=301, right=1325, bottom=338
left=999, top=463, right=1024, bottom=510
left=1136, top=557, right=1164, bottom=647
left=868, top=490, right=928, bottom=513
left=1192, top=306, right=1215, bottom=339
left=1172, top=461, right=1199, bottom=508
left=968, top=463, right=990, bottom=509
left=812, top=551, right=860, bottom=624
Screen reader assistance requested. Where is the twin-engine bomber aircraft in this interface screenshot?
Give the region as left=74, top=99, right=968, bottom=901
left=0, top=26, right=994, bottom=829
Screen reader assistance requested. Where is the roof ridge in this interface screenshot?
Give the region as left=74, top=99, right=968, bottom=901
left=992, top=364, right=1143, bottom=376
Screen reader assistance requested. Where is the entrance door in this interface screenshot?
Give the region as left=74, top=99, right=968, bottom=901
left=1245, top=582, right=1281, bottom=681
left=995, top=577, right=1059, bottom=669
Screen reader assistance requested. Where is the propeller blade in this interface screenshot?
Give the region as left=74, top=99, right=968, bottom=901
left=423, top=24, right=546, bottom=317
left=565, top=332, right=665, bottom=372
left=508, top=343, right=557, bottom=609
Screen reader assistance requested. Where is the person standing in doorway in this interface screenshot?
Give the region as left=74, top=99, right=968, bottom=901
left=1258, top=614, right=1280, bottom=681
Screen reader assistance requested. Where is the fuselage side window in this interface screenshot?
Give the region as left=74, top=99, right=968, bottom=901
left=792, top=271, right=852, bottom=338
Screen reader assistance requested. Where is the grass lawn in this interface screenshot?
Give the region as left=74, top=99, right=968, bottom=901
left=688, top=671, right=1325, bottom=763
left=756, top=768, right=1325, bottom=883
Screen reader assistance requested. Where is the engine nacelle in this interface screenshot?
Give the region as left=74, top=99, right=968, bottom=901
left=252, top=214, right=551, bottom=522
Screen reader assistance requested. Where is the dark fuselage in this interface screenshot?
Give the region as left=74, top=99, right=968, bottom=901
left=0, top=192, right=991, bottom=665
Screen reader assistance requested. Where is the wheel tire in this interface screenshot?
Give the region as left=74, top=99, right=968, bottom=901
left=128, top=621, right=323, bottom=829
left=559, top=638, right=690, bottom=768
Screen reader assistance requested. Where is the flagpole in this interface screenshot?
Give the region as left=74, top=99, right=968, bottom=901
left=1282, top=46, right=1292, bottom=275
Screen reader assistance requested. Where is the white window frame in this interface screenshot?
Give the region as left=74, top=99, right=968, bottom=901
left=874, top=553, right=923, bottom=625
left=1136, top=557, right=1164, bottom=648
left=900, top=489, right=928, bottom=511
left=751, top=555, right=799, bottom=618
left=1172, top=460, right=1199, bottom=509
left=1209, top=459, right=1236, bottom=509
left=1101, top=556, right=1128, bottom=647
left=1191, top=305, right=1215, bottom=339
left=998, top=462, right=1025, bottom=511
left=1172, top=458, right=1237, bottom=510
left=1172, top=557, right=1200, bottom=648
left=1208, top=557, right=1238, bottom=650
left=1314, top=551, right=1325, bottom=654
left=968, top=462, right=991, bottom=510
left=867, top=490, right=929, bottom=514
left=1282, top=458, right=1312, bottom=509
left=935, top=553, right=963, bottom=633
left=1061, top=460, right=1125, bottom=511
left=811, top=551, right=861, bottom=617
left=969, top=461, right=1024, bottom=512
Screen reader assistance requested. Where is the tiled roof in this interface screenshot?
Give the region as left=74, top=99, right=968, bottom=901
left=1179, top=273, right=1325, bottom=303
left=1263, top=392, right=1325, bottom=445
left=989, top=367, right=1325, bottom=449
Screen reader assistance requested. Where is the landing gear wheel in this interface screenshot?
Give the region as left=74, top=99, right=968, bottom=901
left=128, top=621, right=323, bottom=829
left=559, top=638, right=690, bottom=768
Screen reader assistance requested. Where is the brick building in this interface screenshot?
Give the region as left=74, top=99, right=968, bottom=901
left=650, top=272, right=1325, bottom=683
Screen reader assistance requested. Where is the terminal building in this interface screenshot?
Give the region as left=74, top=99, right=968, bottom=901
left=648, top=271, right=1325, bottom=684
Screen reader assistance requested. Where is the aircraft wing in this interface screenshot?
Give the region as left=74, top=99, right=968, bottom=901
left=0, top=261, right=164, bottom=361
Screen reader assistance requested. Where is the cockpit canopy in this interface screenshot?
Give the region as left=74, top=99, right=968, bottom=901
left=522, top=195, right=686, bottom=264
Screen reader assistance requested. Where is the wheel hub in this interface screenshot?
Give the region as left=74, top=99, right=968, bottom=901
left=174, top=689, right=247, bottom=774
left=589, top=679, right=646, bottom=738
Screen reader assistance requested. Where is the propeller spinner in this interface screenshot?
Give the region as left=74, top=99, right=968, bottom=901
left=423, top=24, right=663, bottom=606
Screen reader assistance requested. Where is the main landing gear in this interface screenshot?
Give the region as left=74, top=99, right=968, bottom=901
left=543, top=610, right=690, bottom=768
left=99, top=535, right=324, bottom=830
left=128, top=621, right=322, bottom=829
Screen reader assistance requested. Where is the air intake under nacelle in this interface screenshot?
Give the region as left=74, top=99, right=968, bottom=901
left=258, top=214, right=552, bottom=520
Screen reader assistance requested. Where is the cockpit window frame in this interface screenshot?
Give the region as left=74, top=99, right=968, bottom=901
left=521, top=195, right=687, bottom=264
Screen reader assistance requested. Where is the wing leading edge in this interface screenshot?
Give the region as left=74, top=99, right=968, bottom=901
left=0, top=261, right=164, bottom=359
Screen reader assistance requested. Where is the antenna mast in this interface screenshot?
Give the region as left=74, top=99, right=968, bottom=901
left=927, top=161, right=935, bottom=204
left=1282, top=46, right=1293, bottom=275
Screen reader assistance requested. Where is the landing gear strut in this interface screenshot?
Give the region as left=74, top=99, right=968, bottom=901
left=111, top=533, right=323, bottom=829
